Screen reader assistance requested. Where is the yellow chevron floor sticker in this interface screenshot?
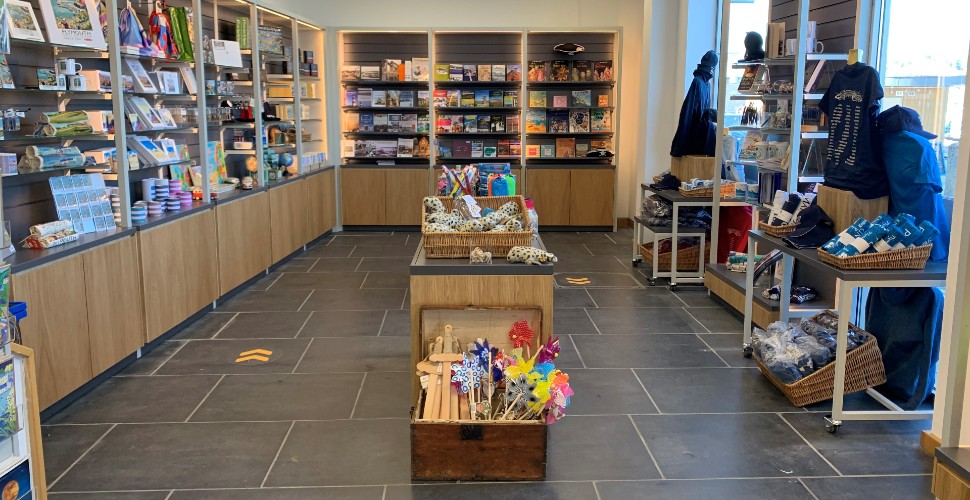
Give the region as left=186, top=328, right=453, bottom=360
left=566, top=277, right=591, bottom=285
left=236, top=349, right=273, bottom=363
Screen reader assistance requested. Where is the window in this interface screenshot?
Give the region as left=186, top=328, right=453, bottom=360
left=881, top=0, right=970, bottom=198
left=723, top=0, right=771, bottom=128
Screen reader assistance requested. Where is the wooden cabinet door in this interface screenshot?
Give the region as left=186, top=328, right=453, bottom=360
left=13, top=255, right=92, bottom=408
left=216, top=193, right=272, bottom=295
left=384, top=168, right=428, bottom=226
left=341, top=168, right=386, bottom=225
left=270, top=180, right=310, bottom=262
left=525, top=169, right=571, bottom=226
left=569, top=168, right=615, bottom=227
left=83, top=236, right=146, bottom=375
left=305, top=172, right=328, bottom=241
left=180, top=209, right=220, bottom=312
left=322, top=170, right=337, bottom=231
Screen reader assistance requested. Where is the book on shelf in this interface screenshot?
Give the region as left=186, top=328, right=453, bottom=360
left=506, top=115, right=520, bottom=133
left=179, top=67, right=197, bottom=95
left=489, top=90, right=503, bottom=107
left=510, top=139, right=522, bottom=156
left=344, top=113, right=360, bottom=132
left=398, top=90, right=414, bottom=107
left=528, top=61, right=547, bottom=82
left=386, top=90, right=401, bottom=107
left=597, top=94, right=610, bottom=107
left=572, top=90, right=592, bottom=107
left=526, top=109, right=547, bottom=133
left=475, top=90, right=490, bottom=107
left=540, top=144, right=555, bottom=158
left=471, top=141, right=484, bottom=158
left=477, top=115, right=491, bottom=131
left=449, top=64, right=464, bottom=81
left=436, top=116, right=452, bottom=132
left=358, top=88, right=373, bottom=108
left=478, top=65, right=492, bottom=82
left=382, top=59, right=402, bottom=81
left=374, top=114, right=388, bottom=132
left=548, top=110, right=569, bottom=133
left=497, top=139, right=511, bottom=156
left=360, top=66, right=380, bottom=80
left=737, top=64, right=764, bottom=93
left=460, top=90, right=475, bottom=107
left=417, top=90, right=430, bottom=107
left=359, top=113, right=374, bottom=132
left=398, top=138, right=414, bottom=157
left=556, top=137, right=576, bottom=157
left=341, top=65, right=361, bottom=81
left=591, top=109, right=612, bottom=132
left=353, top=140, right=367, bottom=157
left=375, top=140, right=397, bottom=157
left=432, top=64, right=447, bottom=82
left=417, top=115, right=430, bottom=133
left=450, top=115, right=465, bottom=132
left=490, top=115, right=505, bottom=132
left=576, top=143, right=590, bottom=156
left=550, top=60, right=570, bottom=82
left=388, top=114, right=402, bottom=133
left=401, top=114, right=418, bottom=132
left=123, top=59, right=157, bottom=93
left=441, top=89, right=457, bottom=107
left=506, top=64, right=522, bottom=82
left=552, top=95, right=568, bottom=108
left=433, top=89, right=448, bottom=108
left=491, top=64, right=506, bottom=82
left=463, top=64, right=478, bottom=82
left=503, top=91, right=518, bottom=107
left=454, top=140, right=472, bottom=157
left=484, top=146, right=497, bottom=158
left=412, top=57, right=430, bottom=81
left=526, top=144, right=541, bottom=158
left=572, top=61, right=593, bottom=81
left=124, top=96, right=165, bottom=130
left=590, top=139, right=613, bottom=150
left=0, top=56, right=14, bottom=89
left=437, top=143, right=452, bottom=158
left=341, top=139, right=355, bottom=157
left=593, top=60, right=614, bottom=81
left=569, top=109, right=590, bottom=133
left=464, top=115, right=477, bottom=133
left=416, top=136, right=431, bottom=157
left=529, top=90, right=547, bottom=108
left=404, top=60, right=413, bottom=81
left=372, top=90, right=387, bottom=107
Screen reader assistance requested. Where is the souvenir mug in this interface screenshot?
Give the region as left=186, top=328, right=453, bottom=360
left=806, top=38, right=824, bottom=54
left=68, top=75, right=87, bottom=91
left=56, top=58, right=83, bottom=75
left=785, top=39, right=798, bottom=56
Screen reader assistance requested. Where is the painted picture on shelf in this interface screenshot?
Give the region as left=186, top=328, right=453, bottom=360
left=0, top=56, right=15, bottom=89
left=0, top=459, right=30, bottom=500
left=38, top=0, right=106, bottom=49
left=7, top=0, right=44, bottom=42
left=0, top=357, right=18, bottom=443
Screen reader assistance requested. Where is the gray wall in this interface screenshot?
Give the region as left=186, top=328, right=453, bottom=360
left=771, top=0, right=858, bottom=54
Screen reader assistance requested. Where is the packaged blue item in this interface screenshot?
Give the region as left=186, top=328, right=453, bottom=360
left=477, top=163, right=511, bottom=195
left=897, top=220, right=922, bottom=247
left=836, top=224, right=888, bottom=257
left=871, top=214, right=894, bottom=228
left=912, top=220, right=939, bottom=247
left=893, top=213, right=916, bottom=226
left=822, top=217, right=871, bottom=254
left=873, top=225, right=906, bottom=252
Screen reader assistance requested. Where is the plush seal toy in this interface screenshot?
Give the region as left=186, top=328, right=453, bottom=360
left=507, top=246, right=557, bottom=265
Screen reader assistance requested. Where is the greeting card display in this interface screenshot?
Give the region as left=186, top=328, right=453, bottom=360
left=49, top=173, right=116, bottom=234
left=38, top=0, right=106, bottom=49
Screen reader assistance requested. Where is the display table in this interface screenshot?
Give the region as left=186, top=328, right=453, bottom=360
left=742, top=230, right=947, bottom=432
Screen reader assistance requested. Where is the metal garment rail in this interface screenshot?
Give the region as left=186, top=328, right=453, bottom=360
left=741, top=230, right=947, bottom=432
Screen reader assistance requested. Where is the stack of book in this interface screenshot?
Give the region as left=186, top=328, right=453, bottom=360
left=341, top=58, right=431, bottom=82
left=432, top=64, right=521, bottom=82
left=434, top=115, right=519, bottom=134
left=432, top=89, right=518, bottom=108
left=527, top=60, right=614, bottom=82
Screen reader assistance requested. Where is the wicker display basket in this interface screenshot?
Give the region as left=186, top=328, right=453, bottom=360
left=754, top=311, right=887, bottom=407
left=817, top=244, right=932, bottom=270
left=758, top=220, right=798, bottom=238
left=639, top=240, right=711, bottom=271
left=422, top=195, right=533, bottom=258
left=678, top=183, right=736, bottom=199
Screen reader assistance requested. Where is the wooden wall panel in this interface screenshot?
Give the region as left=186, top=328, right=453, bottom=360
left=933, top=460, right=970, bottom=500
left=217, top=193, right=272, bottom=295
left=384, top=169, right=429, bottom=226
left=83, top=236, right=146, bottom=375
left=569, top=169, right=615, bottom=226
left=322, top=170, right=337, bottom=231
left=341, top=168, right=386, bottom=225
left=270, top=180, right=310, bottom=262
left=305, top=173, right=329, bottom=240
left=771, top=0, right=858, bottom=54
left=525, top=169, right=571, bottom=226
left=13, top=255, right=92, bottom=409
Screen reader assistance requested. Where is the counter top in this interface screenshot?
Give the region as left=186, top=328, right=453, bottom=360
left=937, top=447, right=970, bottom=480
left=410, top=236, right=554, bottom=276
left=132, top=201, right=213, bottom=230
left=4, top=227, right=137, bottom=273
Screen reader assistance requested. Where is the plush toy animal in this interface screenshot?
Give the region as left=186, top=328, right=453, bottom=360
left=424, top=197, right=446, bottom=214
left=507, top=246, right=557, bottom=265
left=460, top=219, right=488, bottom=232
left=423, top=222, right=455, bottom=232
left=497, top=201, right=520, bottom=218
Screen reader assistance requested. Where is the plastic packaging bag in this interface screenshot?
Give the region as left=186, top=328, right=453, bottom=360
left=794, top=335, right=830, bottom=368
left=641, top=195, right=671, bottom=218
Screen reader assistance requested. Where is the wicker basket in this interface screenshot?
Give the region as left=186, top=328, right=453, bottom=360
left=754, top=311, right=887, bottom=407
left=639, top=240, right=711, bottom=271
left=422, top=195, right=533, bottom=258
left=678, top=183, right=736, bottom=199
left=817, top=244, right=932, bottom=270
left=758, top=220, right=798, bottom=238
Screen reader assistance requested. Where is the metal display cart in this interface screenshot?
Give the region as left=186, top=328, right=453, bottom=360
left=742, top=230, right=947, bottom=433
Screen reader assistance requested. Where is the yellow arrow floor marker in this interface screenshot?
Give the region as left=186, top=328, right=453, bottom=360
left=236, top=349, right=273, bottom=363
left=566, top=277, right=591, bottom=285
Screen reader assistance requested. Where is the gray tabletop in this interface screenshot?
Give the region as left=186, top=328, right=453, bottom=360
left=410, top=236, right=554, bottom=276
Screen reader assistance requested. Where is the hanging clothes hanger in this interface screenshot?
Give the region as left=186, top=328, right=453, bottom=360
left=848, top=48, right=863, bottom=65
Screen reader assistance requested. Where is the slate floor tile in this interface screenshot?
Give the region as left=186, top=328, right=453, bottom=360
left=155, top=338, right=311, bottom=375
left=782, top=412, right=933, bottom=475
left=295, top=337, right=410, bottom=373
left=362, top=271, right=410, bottom=289
left=685, top=306, right=743, bottom=333
left=53, top=422, right=291, bottom=491
left=636, top=367, right=796, bottom=413
left=265, top=419, right=410, bottom=486
left=46, top=375, right=221, bottom=424
left=547, top=415, right=660, bottom=480
left=247, top=271, right=282, bottom=290
left=540, top=232, right=614, bottom=244
left=191, top=373, right=362, bottom=422
left=585, top=308, right=706, bottom=334
left=48, top=493, right=172, bottom=499
left=352, top=372, right=412, bottom=419
left=350, top=245, right=419, bottom=258
left=553, top=255, right=631, bottom=273
left=697, top=334, right=757, bottom=367
left=573, top=334, right=725, bottom=368
left=556, top=336, right=587, bottom=369
left=330, top=234, right=409, bottom=246
left=385, top=482, right=598, bottom=500
left=217, top=290, right=312, bottom=312
left=565, top=369, right=657, bottom=415
left=301, top=289, right=407, bottom=311
left=215, top=311, right=310, bottom=339
left=555, top=272, right=641, bottom=288
left=801, top=475, right=933, bottom=500
left=380, top=309, right=410, bottom=336
left=632, top=413, right=837, bottom=479
left=307, top=257, right=363, bottom=273
left=275, top=257, right=317, bottom=272
left=672, top=289, right=724, bottom=308
left=119, top=341, right=185, bottom=375
left=356, top=256, right=413, bottom=272
left=302, top=245, right=355, bottom=258
left=298, top=310, right=385, bottom=337
left=553, top=308, right=599, bottom=335
left=270, top=272, right=367, bottom=290
left=554, top=288, right=596, bottom=308
left=585, top=243, right=632, bottom=257
left=169, top=487, right=385, bottom=500
left=170, top=312, right=235, bottom=340
left=587, top=288, right=688, bottom=308
left=596, top=479, right=813, bottom=500
left=42, top=424, right=112, bottom=482
left=543, top=244, right=594, bottom=258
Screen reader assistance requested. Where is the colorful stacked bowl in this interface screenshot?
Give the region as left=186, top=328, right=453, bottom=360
left=169, top=179, right=182, bottom=196
left=110, top=192, right=121, bottom=224
left=165, top=197, right=181, bottom=212
left=179, top=191, right=193, bottom=206
left=130, top=203, right=148, bottom=223
left=141, top=179, right=156, bottom=202
left=147, top=200, right=163, bottom=216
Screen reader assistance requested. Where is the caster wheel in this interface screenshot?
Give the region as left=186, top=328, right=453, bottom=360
left=742, top=344, right=753, bottom=358
left=670, top=285, right=678, bottom=292
left=648, top=278, right=657, bottom=286
left=632, top=260, right=640, bottom=268
left=825, top=423, right=841, bottom=434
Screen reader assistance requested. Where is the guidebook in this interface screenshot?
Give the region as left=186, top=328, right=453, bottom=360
left=39, top=0, right=106, bottom=49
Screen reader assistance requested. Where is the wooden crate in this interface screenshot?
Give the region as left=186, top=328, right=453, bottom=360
left=816, top=184, right=888, bottom=232
left=411, top=307, right=548, bottom=481
left=671, top=155, right=716, bottom=181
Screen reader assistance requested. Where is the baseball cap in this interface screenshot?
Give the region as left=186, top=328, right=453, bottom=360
left=878, top=105, right=937, bottom=139
left=782, top=203, right=836, bottom=249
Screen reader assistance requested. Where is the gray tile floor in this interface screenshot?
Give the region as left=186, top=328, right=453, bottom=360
left=40, top=229, right=933, bottom=499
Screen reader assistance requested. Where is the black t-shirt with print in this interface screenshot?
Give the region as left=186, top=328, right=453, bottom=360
left=819, top=63, right=890, bottom=199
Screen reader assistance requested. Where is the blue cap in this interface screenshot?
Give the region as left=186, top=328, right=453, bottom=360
left=878, top=105, right=937, bottom=139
